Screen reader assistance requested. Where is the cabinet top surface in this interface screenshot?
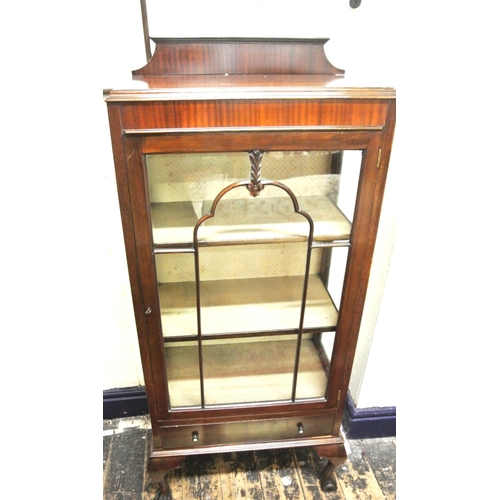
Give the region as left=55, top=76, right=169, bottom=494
left=106, top=38, right=395, bottom=102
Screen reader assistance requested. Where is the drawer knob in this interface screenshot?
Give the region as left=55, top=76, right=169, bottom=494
left=297, top=423, right=304, bottom=434
left=192, top=431, right=199, bottom=442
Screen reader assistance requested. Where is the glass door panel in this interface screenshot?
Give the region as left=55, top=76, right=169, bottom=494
left=202, top=336, right=296, bottom=406
left=164, top=342, right=202, bottom=409
left=156, top=253, right=197, bottom=339
left=147, top=153, right=250, bottom=246
left=194, top=178, right=312, bottom=405
left=147, top=149, right=362, bottom=409
left=147, top=151, right=353, bottom=247
left=261, top=151, right=351, bottom=243
left=295, top=331, right=334, bottom=401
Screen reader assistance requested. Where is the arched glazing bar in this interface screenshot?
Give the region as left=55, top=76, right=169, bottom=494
left=192, top=150, right=316, bottom=407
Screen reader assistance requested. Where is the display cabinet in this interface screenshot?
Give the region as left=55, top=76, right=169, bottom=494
left=106, top=38, right=395, bottom=499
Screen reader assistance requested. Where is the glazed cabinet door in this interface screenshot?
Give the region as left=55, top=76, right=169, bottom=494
left=123, top=131, right=378, bottom=419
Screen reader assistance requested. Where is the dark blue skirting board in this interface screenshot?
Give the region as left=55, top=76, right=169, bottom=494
left=342, top=391, right=396, bottom=439
left=103, top=386, right=149, bottom=419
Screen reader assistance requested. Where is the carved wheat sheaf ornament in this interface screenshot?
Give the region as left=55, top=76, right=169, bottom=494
left=247, top=150, right=265, bottom=197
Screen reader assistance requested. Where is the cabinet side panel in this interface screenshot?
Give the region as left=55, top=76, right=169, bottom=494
left=107, top=106, right=171, bottom=439
left=328, top=121, right=395, bottom=435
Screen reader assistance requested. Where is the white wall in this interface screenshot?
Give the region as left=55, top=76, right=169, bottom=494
left=101, top=0, right=149, bottom=389
left=100, top=0, right=398, bottom=409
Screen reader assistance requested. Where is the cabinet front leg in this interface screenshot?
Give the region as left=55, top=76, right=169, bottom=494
left=147, top=456, right=185, bottom=500
left=314, top=443, right=347, bottom=492
left=148, top=470, right=172, bottom=500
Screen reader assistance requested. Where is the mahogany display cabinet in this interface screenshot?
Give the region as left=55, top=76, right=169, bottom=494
left=106, top=38, right=396, bottom=498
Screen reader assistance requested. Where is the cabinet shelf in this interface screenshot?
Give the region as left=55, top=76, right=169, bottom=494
left=151, top=195, right=351, bottom=247
left=159, top=274, right=338, bottom=340
left=165, top=337, right=329, bottom=408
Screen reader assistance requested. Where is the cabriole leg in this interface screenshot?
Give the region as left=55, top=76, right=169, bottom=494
left=147, top=456, right=185, bottom=500
left=148, top=470, right=172, bottom=500
left=314, top=443, right=347, bottom=492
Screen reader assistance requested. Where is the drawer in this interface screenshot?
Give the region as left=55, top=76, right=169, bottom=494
left=160, top=415, right=334, bottom=450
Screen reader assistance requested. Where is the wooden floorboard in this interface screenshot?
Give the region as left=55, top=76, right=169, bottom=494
left=255, top=447, right=304, bottom=499
left=335, top=440, right=387, bottom=499
left=219, top=451, right=264, bottom=500
left=357, top=439, right=396, bottom=500
left=103, top=416, right=396, bottom=500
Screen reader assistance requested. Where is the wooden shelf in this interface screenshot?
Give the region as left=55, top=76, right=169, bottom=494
left=159, top=274, right=338, bottom=339
left=164, top=337, right=329, bottom=408
left=151, top=195, right=351, bottom=247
